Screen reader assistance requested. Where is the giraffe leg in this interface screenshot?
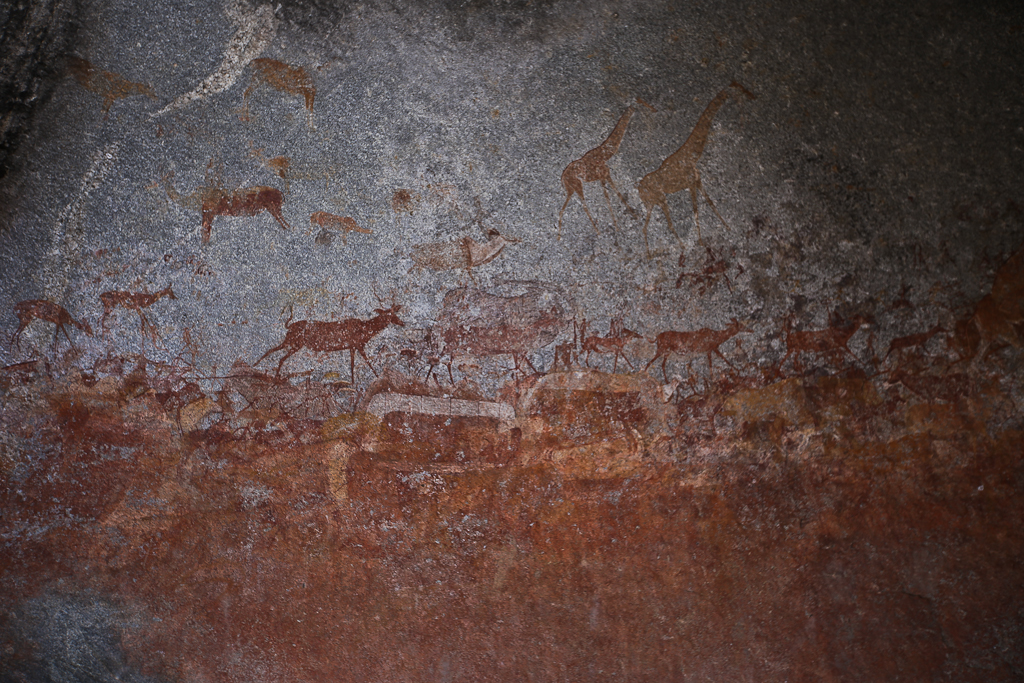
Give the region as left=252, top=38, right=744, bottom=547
left=558, top=174, right=590, bottom=238
left=607, top=177, right=636, bottom=218
left=699, top=184, right=731, bottom=232
left=557, top=191, right=574, bottom=239
left=600, top=181, right=620, bottom=235
left=689, top=187, right=703, bottom=245
left=660, top=199, right=677, bottom=240
left=579, top=195, right=599, bottom=233
left=642, top=207, right=654, bottom=258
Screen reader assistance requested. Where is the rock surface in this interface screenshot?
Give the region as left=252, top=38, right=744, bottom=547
left=1, top=0, right=1023, bottom=680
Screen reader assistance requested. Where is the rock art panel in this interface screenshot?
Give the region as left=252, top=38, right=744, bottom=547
left=1, top=0, right=1023, bottom=681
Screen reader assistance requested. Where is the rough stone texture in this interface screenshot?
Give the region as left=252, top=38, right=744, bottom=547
left=1, top=0, right=1023, bottom=681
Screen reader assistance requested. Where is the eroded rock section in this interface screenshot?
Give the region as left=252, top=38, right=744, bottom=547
left=1, top=250, right=1022, bottom=680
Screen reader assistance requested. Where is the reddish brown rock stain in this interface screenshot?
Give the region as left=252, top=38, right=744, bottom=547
left=3, top=256, right=1024, bottom=681
left=1, top=357, right=1020, bottom=680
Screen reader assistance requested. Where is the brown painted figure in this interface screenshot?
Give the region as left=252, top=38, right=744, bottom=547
left=645, top=318, right=746, bottom=381
left=162, top=172, right=291, bottom=243
left=67, top=56, right=156, bottom=113
left=99, top=286, right=177, bottom=341
left=311, top=212, right=371, bottom=245
left=11, top=300, right=93, bottom=352
left=581, top=318, right=643, bottom=372
left=780, top=312, right=873, bottom=374
left=557, top=106, right=636, bottom=237
left=255, top=305, right=405, bottom=380
left=883, top=324, right=945, bottom=365
left=637, top=81, right=756, bottom=252
left=243, top=58, right=316, bottom=120
left=432, top=284, right=572, bottom=374
left=675, top=246, right=738, bottom=294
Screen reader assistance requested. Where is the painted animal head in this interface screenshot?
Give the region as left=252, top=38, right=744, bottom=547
left=375, top=304, right=405, bottom=328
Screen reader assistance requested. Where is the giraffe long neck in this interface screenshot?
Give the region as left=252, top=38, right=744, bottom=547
left=678, top=89, right=731, bottom=160
left=596, top=106, right=635, bottom=158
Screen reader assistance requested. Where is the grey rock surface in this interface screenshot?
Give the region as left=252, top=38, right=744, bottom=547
left=0, top=0, right=1021, bottom=390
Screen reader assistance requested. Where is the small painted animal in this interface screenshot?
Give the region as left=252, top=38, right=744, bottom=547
left=645, top=318, right=746, bottom=381
left=780, top=313, right=872, bottom=373
left=581, top=319, right=643, bottom=372
left=11, top=300, right=93, bottom=352
left=255, top=305, right=405, bottom=380
left=432, top=284, right=572, bottom=374
left=883, top=323, right=945, bottom=364
left=243, top=58, right=316, bottom=120
left=67, top=56, right=156, bottom=112
left=161, top=172, right=291, bottom=243
left=200, top=187, right=290, bottom=243
left=310, top=211, right=371, bottom=245
left=99, top=286, right=176, bottom=339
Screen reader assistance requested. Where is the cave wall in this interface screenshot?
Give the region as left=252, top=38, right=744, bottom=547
left=1, top=1, right=1023, bottom=680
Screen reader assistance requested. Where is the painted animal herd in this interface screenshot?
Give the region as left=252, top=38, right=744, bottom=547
left=9, top=55, right=1023, bottom=395
left=10, top=234, right=1023, bottom=391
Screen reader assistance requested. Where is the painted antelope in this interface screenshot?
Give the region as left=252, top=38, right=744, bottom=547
left=255, top=304, right=405, bottom=380
left=581, top=318, right=643, bottom=372
left=11, top=300, right=93, bottom=352
left=162, top=171, right=291, bottom=243
left=243, top=58, right=316, bottom=121
left=67, top=56, right=156, bottom=113
left=99, top=286, right=176, bottom=340
left=950, top=242, right=1024, bottom=363
left=311, top=211, right=371, bottom=245
left=883, top=323, right=945, bottom=364
left=779, top=312, right=873, bottom=374
left=644, top=318, right=746, bottom=381
left=637, top=81, right=755, bottom=252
